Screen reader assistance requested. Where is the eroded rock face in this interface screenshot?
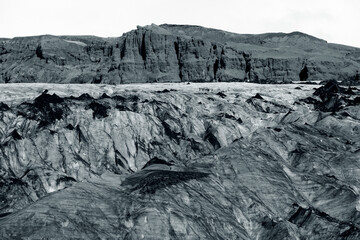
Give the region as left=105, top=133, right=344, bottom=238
left=1, top=24, right=360, bottom=84
left=300, top=80, right=360, bottom=112
left=0, top=82, right=359, bottom=239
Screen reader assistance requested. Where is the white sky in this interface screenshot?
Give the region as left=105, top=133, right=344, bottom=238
left=1, top=0, right=360, bottom=48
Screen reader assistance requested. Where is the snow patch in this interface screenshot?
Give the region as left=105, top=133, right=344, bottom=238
left=64, top=40, right=87, bottom=47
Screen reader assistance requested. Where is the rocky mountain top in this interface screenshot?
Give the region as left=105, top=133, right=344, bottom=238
left=0, top=82, right=359, bottom=239
left=1, top=24, right=360, bottom=84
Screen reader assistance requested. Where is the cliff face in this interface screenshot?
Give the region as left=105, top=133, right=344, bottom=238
left=1, top=24, right=360, bottom=84
left=0, top=82, right=360, bottom=239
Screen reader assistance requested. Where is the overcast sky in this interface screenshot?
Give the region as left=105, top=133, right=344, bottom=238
left=1, top=0, right=360, bottom=48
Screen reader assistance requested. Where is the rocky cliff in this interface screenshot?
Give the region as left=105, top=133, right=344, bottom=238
left=0, top=82, right=360, bottom=239
left=1, top=24, right=360, bottom=84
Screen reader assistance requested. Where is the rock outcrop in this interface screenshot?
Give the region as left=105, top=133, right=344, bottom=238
left=1, top=24, right=360, bottom=84
left=0, top=82, right=359, bottom=239
left=300, top=80, right=360, bottom=112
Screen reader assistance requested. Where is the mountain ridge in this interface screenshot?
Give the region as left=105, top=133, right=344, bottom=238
left=1, top=24, right=359, bottom=84
left=159, top=24, right=328, bottom=44
left=0, top=25, right=332, bottom=46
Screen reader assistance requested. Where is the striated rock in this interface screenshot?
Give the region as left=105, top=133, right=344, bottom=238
left=0, top=82, right=359, bottom=239
left=141, top=157, right=173, bottom=169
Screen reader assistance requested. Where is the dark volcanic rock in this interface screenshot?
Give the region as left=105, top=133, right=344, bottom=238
left=122, top=168, right=210, bottom=194
left=301, top=96, right=319, bottom=104
left=142, top=157, right=173, bottom=169
left=204, top=126, right=221, bottom=150
left=0, top=102, right=10, bottom=111
left=10, top=130, right=22, bottom=140
left=253, top=93, right=264, bottom=99
left=34, top=90, right=64, bottom=104
left=17, top=90, right=68, bottom=126
left=216, top=91, right=227, bottom=98
left=350, top=96, right=360, bottom=106
left=288, top=204, right=360, bottom=239
left=302, top=80, right=360, bottom=112
left=99, top=93, right=111, bottom=99
left=70, top=93, right=94, bottom=100
left=115, top=104, right=131, bottom=111
left=246, top=93, right=290, bottom=113
left=314, top=80, right=343, bottom=101
left=65, top=123, right=75, bottom=130
left=86, top=101, right=110, bottom=119
left=156, top=89, right=172, bottom=93
left=345, top=86, right=356, bottom=95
